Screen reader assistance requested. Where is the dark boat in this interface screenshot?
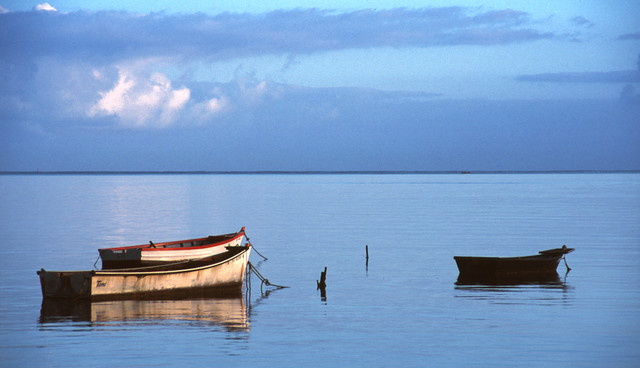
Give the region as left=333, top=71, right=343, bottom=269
left=454, top=245, right=574, bottom=283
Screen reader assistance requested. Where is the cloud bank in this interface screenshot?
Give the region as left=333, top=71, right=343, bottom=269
left=0, top=6, right=556, bottom=128
left=516, top=70, right=640, bottom=83
left=1, top=7, right=553, bottom=64
left=617, top=32, right=640, bottom=41
left=3, top=94, right=638, bottom=171
left=517, top=54, right=640, bottom=89
left=1, top=5, right=638, bottom=171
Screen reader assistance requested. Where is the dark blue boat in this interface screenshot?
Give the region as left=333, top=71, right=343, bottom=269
left=454, top=245, right=574, bottom=283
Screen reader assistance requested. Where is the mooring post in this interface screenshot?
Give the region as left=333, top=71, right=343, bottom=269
left=317, top=267, right=327, bottom=290
left=317, top=267, right=327, bottom=301
left=366, top=245, right=369, bottom=269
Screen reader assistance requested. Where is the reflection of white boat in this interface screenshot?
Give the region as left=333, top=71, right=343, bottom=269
left=40, top=296, right=249, bottom=331
left=37, top=245, right=251, bottom=301
left=99, top=228, right=247, bottom=269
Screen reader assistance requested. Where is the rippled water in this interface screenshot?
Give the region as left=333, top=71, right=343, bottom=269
left=1, top=173, right=639, bottom=367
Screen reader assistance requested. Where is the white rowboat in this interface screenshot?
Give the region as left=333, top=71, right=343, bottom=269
left=37, top=245, right=251, bottom=301
left=98, top=227, right=246, bottom=269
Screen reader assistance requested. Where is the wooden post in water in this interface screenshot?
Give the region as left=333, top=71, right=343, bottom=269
left=317, top=267, right=327, bottom=300
left=366, top=245, right=369, bottom=268
left=317, top=267, right=327, bottom=290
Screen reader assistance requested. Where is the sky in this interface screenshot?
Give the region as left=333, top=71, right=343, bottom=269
left=0, top=1, right=639, bottom=171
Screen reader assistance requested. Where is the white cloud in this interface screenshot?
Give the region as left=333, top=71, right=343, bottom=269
left=34, top=3, right=57, bottom=12
left=136, top=73, right=169, bottom=107
left=169, top=88, right=190, bottom=109
left=85, top=66, right=287, bottom=127
left=250, top=80, right=267, bottom=99
left=161, top=87, right=191, bottom=123
left=89, top=69, right=191, bottom=128
left=206, top=96, right=228, bottom=113
left=0, top=5, right=9, bottom=14
left=91, top=72, right=135, bottom=115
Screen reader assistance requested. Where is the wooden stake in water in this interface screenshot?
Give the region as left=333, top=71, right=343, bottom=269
left=366, top=245, right=369, bottom=268
left=317, top=267, right=327, bottom=290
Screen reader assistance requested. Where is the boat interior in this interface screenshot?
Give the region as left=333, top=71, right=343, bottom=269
left=150, top=233, right=241, bottom=249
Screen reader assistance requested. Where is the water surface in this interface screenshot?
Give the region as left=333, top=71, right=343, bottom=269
left=1, top=173, right=638, bottom=367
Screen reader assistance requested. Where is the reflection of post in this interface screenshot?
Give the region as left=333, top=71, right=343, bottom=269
left=317, top=267, right=327, bottom=300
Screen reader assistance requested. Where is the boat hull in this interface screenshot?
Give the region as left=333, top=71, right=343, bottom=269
left=99, top=228, right=246, bottom=269
left=453, top=246, right=574, bottom=283
left=38, top=246, right=251, bottom=301
left=454, top=254, right=563, bottom=277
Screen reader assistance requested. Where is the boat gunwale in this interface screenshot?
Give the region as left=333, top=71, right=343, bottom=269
left=39, top=245, right=251, bottom=277
left=453, top=247, right=574, bottom=262
left=453, top=254, right=563, bottom=262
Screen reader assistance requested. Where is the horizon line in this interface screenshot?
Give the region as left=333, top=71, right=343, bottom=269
left=1, top=170, right=639, bottom=175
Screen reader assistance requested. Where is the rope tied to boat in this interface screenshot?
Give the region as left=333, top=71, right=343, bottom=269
left=246, top=236, right=268, bottom=260
left=247, top=261, right=288, bottom=289
left=563, top=256, right=572, bottom=272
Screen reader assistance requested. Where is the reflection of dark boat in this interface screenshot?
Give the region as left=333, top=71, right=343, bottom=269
left=453, top=275, right=573, bottom=306
left=40, top=295, right=249, bottom=331
left=454, top=246, right=574, bottom=284
left=37, top=245, right=251, bottom=301
left=455, top=272, right=564, bottom=286
left=99, top=227, right=247, bottom=269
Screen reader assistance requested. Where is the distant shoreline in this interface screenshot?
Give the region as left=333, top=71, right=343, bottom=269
left=1, top=170, right=638, bottom=175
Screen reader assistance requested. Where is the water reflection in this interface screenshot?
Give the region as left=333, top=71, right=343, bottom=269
left=39, top=295, right=249, bottom=332
left=455, top=272, right=567, bottom=286
left=454, top=272, right=574, bottom=305
left=99, top=178, right=190, bottom=246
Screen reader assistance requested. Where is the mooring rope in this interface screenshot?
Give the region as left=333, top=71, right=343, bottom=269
left=247, top=261, right=288, bottom=289
left=245, top=236, right=268, bottom=260
left=251, top=245, right=269, bottom=261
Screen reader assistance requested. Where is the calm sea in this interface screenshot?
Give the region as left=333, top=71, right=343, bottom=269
left=1, top=173, right=639, bottom=367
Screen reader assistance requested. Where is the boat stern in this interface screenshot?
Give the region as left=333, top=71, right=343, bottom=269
left=37, top=269, right=93, bottom=299
left=99, top=248, right=143, bottom=269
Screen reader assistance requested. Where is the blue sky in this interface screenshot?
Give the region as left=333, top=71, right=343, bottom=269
left=0, top=1, right=639, bottom=171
